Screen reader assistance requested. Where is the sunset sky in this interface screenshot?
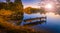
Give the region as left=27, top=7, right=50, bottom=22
left=22, top=0, right=40, bottom=8
left=0, top=0, right=60, bottom=8
left=22, top=0, right=60, bottom=8
left=0, top=0, right=40, bottom=8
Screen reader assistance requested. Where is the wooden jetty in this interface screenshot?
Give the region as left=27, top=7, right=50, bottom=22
left=23, top=17, right=46, bottom=22
left=23, top=17, right=46, bottom=26
left=23, top=21, right=46, bottom=26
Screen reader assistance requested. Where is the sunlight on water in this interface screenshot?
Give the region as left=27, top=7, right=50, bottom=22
left=45, top=12, right=60, bottom=33
left=45, top=12, right=60, bottom=25
left=46, top=12, right=60, bottom=18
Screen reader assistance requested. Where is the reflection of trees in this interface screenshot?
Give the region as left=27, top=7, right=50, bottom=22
left=39, top=8, right=46, bottom=14
left=24, top=7, right=46, bottom=14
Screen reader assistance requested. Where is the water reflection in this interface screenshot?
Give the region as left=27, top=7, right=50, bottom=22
left=46, top=12, right=60, bottom=18
left=23, top=13, right=47, bottom=26
left=23, top=12, right=60, bottom=33
left=23, top=17, right=46, bottom=26
left=45, top=12, right=60, bottom=33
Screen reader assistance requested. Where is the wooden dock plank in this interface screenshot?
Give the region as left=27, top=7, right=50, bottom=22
left=23, top=17, right=46, bottom=22
left=23, top=20, right=46, bottom=26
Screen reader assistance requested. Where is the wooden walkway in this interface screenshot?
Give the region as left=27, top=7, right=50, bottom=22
left=23, top=21, right=46, bottom=26
left=23, top=17, right=47, bottom=26
left=23, top=17, right=46, bottom=22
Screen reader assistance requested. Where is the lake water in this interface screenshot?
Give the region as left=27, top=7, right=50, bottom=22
left=22, top=12, right=60, bottom=33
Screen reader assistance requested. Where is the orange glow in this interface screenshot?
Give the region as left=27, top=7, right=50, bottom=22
left=0, top=9, right=12, bottom=16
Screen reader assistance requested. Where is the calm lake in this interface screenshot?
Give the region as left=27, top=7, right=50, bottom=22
left=22, top=12, right=60, bottom=33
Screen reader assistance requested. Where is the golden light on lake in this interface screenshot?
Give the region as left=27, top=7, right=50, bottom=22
left=46, top=12, right=60, bottom=18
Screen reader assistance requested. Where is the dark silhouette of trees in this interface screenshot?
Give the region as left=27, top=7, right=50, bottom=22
left=6, top=0, right=10, bottom=3
left=0, top=0, right=23, bottom=25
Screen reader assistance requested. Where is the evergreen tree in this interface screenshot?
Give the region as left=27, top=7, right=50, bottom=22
left=6, top=0, right=10, bottom=3
left=0, top=0, right=23, bottom=25
left=14, top=0, right=21, bottom=3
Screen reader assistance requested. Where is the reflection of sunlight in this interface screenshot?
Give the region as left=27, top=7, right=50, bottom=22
left=56, top=15, right=60, bottom=16
left=46, top=12, right=60, bottom=18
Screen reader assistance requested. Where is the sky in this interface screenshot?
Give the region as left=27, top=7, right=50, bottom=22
left=0, top=0, right=41, bottom=8
left=22, top=0, right=41, bottom=8
left=22, top=0, right=60, bottom=8
left=0, top=0, right=60, bottom=8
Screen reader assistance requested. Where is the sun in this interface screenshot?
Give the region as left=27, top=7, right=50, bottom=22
left=45, top=4, right=53, bottom=9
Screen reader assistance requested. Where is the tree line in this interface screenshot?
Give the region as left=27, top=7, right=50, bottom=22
left=24, top=7, right=46, bottom=14
left=0, top=0, right=23, bottom=25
